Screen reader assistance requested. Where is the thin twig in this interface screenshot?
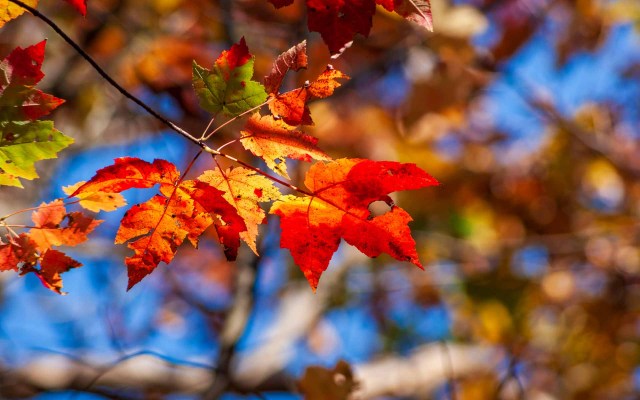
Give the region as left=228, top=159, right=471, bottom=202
left=10, top=0, right=316, bottom=198
left=9, top=0, right=200, bottom=145
left=0, top=199, right=80, bottom=222
left=439, top=340, right=457, bottom=400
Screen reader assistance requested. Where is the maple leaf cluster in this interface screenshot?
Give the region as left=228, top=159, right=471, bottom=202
left=0, top=1, right=438, bottom=294
left=66, top=39, right=438, bottom=292
left=0, top=200, right=101, bottom=294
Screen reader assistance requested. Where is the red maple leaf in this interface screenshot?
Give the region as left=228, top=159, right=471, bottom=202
left=36, top=249, right=83, bottom=294
left=270, top=158, right=438, bottom=290
left=268, top=0, right=432, bottom=55
left=28, top=200, right=101, bottom=252
left=63, top=0, right=88, bottom=16
left=0, top=40, right=65, bottom=120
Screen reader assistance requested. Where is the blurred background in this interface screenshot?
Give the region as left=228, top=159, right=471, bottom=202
left=1, top=0, right=640, bottom=398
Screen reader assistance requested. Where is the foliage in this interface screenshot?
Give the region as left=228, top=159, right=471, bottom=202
left=1, top=0, right=640, bottom=399
left=0, top=3, right=437, bottom=293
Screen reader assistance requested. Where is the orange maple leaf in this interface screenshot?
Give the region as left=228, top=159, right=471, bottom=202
left=240, top=114, right=331, bottom=178
left=64, top=181, right=127, bottom=212
left=0, top=232, right=83, bottom=294
left=73, top=157, right=246, bottom=289
left=28, top=199, right=102, bottom=251
left=270, top=158, right=439, bottom=290
left=269, top=66, right=349, bottom=126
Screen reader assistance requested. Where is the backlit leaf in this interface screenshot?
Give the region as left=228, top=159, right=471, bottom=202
left=269, top=66, right=349, bottom=126
left=267, top=0, right=432, bottom=55
left=69, top=157, right=179, bottom=196
left=63, top=181, right=127, bottom=212
left=0, top=121, right=73, bottom=187
left=37, top=249, right=82, bottom=294
left=76, top=157, right=246, bottom=289
left=198, top=166, right=282, bottom=254
left=0, top=0, right=38, bottom=28
left=270, top=158, right=438, bottom=290
left=240, top=114, right=330, bottom=178
left=28, top=200, right=102, bottom=251
left=264, top=40, right=308, bottom=95
left=192, top=37, right=268, bottom=117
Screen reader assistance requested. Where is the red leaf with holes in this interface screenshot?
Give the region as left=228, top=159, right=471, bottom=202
left=270, top=158, right=438, bottom=290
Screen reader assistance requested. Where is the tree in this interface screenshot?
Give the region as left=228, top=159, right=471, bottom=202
left=1, top=0, right=640, bottom=399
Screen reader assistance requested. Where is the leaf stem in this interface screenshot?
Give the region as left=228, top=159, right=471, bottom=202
left=216, top=138, right=241, bottom=152
left=203, top=98, right=273, bottom=141
left=200, top=116, right=217, bottom=140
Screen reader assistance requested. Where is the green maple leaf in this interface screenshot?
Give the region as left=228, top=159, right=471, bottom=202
left=0, top=121, right=73, bottom=187
left=192, top=37, right=268, bottom=117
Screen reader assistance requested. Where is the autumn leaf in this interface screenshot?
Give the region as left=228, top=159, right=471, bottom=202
left=270, top=158, right=438, bottom=290
left=115, top=180, right=245, bottom=289
left=269, top=66, right=349, bottom=126
left=0, top=41, right=71, bottom=188
left=0, top=222, right=87, bottom=294
left=74, top=157, right=246, bottom=289
left=63, top=0, right=87, bottom=16
left=0, top=0, right=38, bottom=28
left=0, top=233, right=38, bottom=272
left=63, top=181, right=127, bottom=212
left=198, top=166, right=282, bottom=254
left=36, top=249, right=82, bottom=294
left=28, top=199, right=102, bottom=252
left=192, top=37, right=268, bottom=117
left=268, top=0, right=432, bottom=55
left=377, top=0, right=433, bottom=31
left=264, top=40, right=308, bottom=95
left=69, top=157, right=179, bottom=196
left=240, top=114, right=330, bottom=178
